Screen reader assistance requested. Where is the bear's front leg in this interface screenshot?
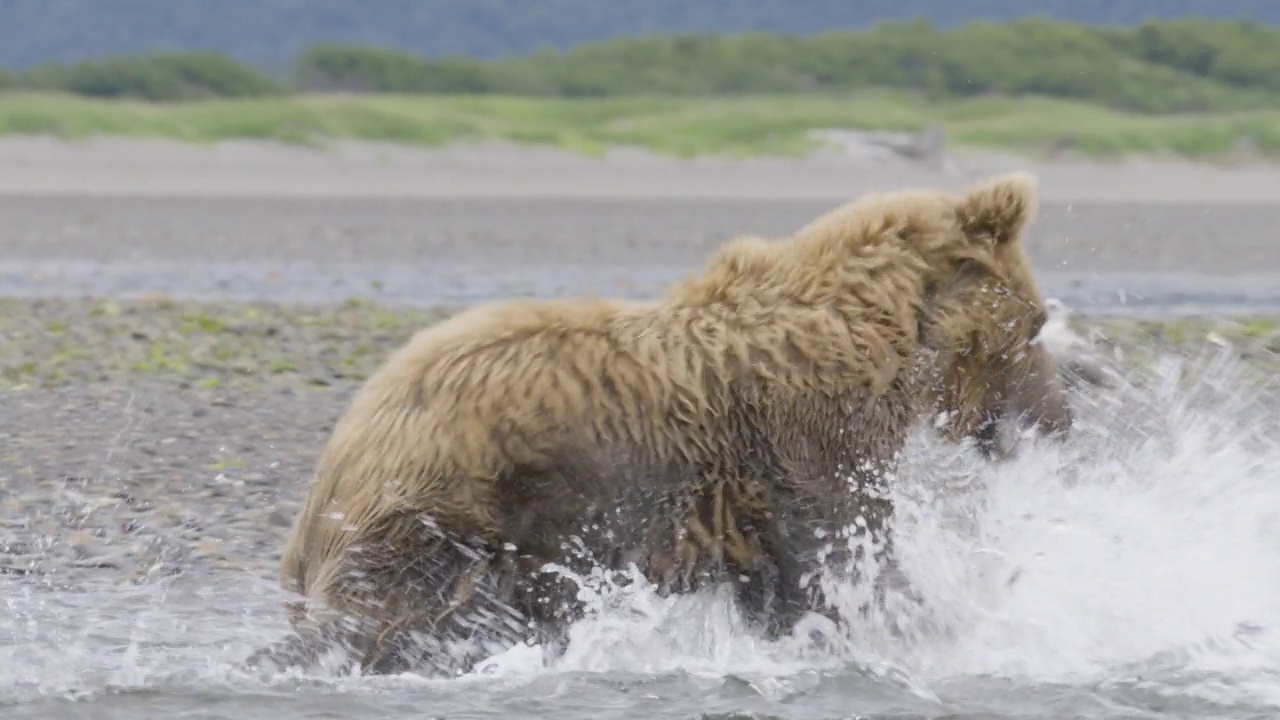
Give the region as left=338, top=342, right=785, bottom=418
left=682, top=476, right=818, bottom=640
left=735, top=483, right=905, bottom=642
left=730, top=525, right=812, bottom=638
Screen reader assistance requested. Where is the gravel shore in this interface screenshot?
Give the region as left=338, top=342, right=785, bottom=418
left=3, top=295, right=1279, bottom=594
left=1, top=297, right=447, bottom=587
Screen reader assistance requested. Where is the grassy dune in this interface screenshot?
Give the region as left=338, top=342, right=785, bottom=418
left=2, top=90, right=1279, bottom=160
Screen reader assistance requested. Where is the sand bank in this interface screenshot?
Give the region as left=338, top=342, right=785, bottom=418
left=0, top=136, right=1278, bottom=203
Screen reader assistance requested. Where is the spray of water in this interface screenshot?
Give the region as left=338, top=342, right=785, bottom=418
left=477, top=338, right=1280, bottom=709
left=4, top=331, right=1280, bottom=717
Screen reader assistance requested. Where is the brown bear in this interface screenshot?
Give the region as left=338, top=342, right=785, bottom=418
left=269, top=171, right=1072, bottom=677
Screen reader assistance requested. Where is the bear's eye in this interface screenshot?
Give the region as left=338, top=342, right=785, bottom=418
left=953, top=257, right=988, bottom=282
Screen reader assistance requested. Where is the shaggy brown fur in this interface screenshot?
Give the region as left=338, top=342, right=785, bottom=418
left=271, top=171, right=1071, bottom=677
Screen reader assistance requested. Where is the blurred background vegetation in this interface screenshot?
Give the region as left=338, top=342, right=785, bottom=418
left=1, top=4, right=1278, bottom=159
left=2, top=1, right=1276, bottom=70
left=3, top=17, right=1278, bottom=112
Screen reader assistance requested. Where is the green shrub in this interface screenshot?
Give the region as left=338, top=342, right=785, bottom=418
left=283, top=17, right=1280, bottom=113
left=7, top=17, right=1280, bottom=113
left=295, top=45, right=502, bottom=94
left=17, top=52, right=284, bottom=101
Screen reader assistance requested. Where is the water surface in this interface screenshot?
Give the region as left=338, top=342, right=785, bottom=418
left=3, top=258, right=1280, bottom=319
left=5, top=346, right=1280, bottom=719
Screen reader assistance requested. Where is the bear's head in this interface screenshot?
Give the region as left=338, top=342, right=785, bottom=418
left=923, top=171, right=1072, bottom=458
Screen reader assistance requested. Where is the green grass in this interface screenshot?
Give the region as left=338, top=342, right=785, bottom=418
left=2, top=89, right=1280, bottom=160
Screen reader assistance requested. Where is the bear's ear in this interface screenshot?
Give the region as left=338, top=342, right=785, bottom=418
left=956, top=171, right=1038, bottom=246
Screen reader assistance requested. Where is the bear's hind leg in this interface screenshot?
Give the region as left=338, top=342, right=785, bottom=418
left=344, top=520, right=533, bottom=677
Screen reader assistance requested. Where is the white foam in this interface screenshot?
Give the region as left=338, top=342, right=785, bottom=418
left=468, top=341, right=1280, bottom=708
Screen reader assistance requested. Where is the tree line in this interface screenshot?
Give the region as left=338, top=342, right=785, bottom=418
left=3, top=18, right=1278, bottom=113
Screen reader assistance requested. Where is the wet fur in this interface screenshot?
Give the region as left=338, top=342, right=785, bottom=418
left=271, top=172, right=1071, bottom=676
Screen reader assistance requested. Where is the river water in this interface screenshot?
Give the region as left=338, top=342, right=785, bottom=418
left=4, top=312, right=1280, bottom=718
left=3, top=258, right=1280, bottom=318
left=3, top=193, right=1280, bottom=718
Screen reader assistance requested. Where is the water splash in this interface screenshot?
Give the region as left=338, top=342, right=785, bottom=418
left=4, top=337, right=1280, bottom=718
left=490, top=339, right=1280, bottom=711
left=886, top=350, right=1280, bottom=690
